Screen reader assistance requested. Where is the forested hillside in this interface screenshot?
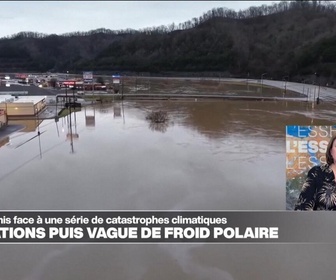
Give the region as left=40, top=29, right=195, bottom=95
left=1, top=0, right=336, bottom=84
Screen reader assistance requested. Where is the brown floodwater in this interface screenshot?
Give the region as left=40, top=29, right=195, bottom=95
left=1, top=99, right=336, bottom=279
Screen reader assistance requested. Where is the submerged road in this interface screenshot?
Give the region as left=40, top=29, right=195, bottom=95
left=225, top=78, right=336, bottom=103
left=142, top=76, right=336, bottom=102
left=3, top=76, right=336, bottom=103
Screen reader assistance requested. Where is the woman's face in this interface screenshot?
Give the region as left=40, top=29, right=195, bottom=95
left=331, top=139, right=336, bottom=163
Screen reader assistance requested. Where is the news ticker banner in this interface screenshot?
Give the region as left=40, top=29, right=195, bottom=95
left=286, top=125, right=336, bottom=209
left=0, top=211, right=336, bottom=243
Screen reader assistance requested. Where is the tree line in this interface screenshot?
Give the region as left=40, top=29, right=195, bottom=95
left=0, top=0, right=336, bottom=85
left=2, top=0, right=334, bottom=39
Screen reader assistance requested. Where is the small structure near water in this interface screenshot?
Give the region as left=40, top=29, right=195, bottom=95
left=0, top=95, right=46, bottom=116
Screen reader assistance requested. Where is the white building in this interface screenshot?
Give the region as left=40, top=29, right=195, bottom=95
left=0, top=96, right=46, bottom=116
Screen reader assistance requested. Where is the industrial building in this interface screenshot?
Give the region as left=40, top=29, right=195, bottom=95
left=0, top=95, right=46, bottom=117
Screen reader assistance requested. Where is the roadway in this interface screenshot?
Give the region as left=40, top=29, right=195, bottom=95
left=122, top=76, right=336, bottom=103
left=2, top=77, right=336, bottom=103
left=225, top=78, right=336, bottom=103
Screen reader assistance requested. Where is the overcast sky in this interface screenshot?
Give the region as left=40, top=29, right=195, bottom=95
left=0, top=1, right=280, bottom=38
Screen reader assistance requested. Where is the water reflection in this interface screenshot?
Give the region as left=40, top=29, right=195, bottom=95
left=148, top=121, right=170, bottom=133
left=8, top=118, right=40, bottom=132
left=66, top=111, right=79, bottom=154
left=1, top=99, right=336, bottom=211
left=9, top=116, right=44, bottom=158
left=1, top=99, right=336, bottom=279
left=0, top=135, right=9, bottom=148
left=114, top=105, right=121, bottom=118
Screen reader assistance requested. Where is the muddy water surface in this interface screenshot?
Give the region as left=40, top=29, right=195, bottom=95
left=1, top=99, right=336, bottom=279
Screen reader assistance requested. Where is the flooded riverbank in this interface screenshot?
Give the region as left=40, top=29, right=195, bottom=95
left=1, top=99, right=335, bottom=210
left=1, top=99, right=335, bottom=279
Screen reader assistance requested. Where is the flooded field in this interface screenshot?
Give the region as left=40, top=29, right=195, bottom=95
left=119, top=76, right=303, bottom=98
left=1, top=99, right=336, bottom=279
left=3, top=99, right=333, bottom=210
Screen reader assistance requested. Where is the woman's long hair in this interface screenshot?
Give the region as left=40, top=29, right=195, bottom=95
left=326, top=135, right=336, bottom=165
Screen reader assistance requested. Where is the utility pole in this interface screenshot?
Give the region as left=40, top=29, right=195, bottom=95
left=261, top=73, right=267, bottom=96
left=282, top=76, right=289, bottom=97
left=315, top=72, right=320, bottom=105
left=121, top=75, right=124, bottom=100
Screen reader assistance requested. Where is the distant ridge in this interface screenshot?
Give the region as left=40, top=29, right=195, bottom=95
left=1, top=1, right=336, bottom=85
